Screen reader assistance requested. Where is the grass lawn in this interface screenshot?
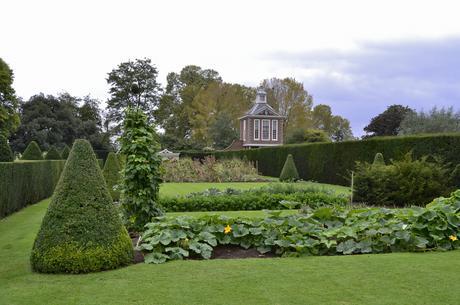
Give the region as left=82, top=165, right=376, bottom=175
left=159, top=181, right=350, bottom=197
left=1, top=196, right=460, bottom=305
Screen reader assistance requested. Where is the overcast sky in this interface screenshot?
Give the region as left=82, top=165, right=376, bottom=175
left=2, top=0, right=460, bottom=136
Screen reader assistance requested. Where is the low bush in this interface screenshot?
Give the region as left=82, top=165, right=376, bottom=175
left=158, top=186, right=348, bottom=213
left=139, top=190, right=460, bottom=264
left=162, top=156, right=266, bottom=182
left=0, top=135, right=14, bottom=162
left=45, top=146, right=62, bottom=160
left=31, top=139, right=133, bottom=273
left=103, top=152, right=121, bottom=201
left=280, top=154, right=300, bottom=181
left=22, top=141, right=43, bottom=160
left=354, top=153, right=454, bottom=206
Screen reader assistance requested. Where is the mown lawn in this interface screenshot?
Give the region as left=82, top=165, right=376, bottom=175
left=1, top=194, right=460, bottom=304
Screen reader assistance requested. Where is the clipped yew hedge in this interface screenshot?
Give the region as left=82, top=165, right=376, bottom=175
left=183, top=133, right=460, bottom=186
left=0, top=160, right=66, bottom=218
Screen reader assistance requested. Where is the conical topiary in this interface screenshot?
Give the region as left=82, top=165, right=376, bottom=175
left=279, top=154, right=300, bottom=182
left=103, top=152, right=121, bottom=201
left=61, top=144, right=71, bottom=159
left=0, top=135, right=14, bottom=162
left=45, top=146, right=62, bottom=160
left=21, top=141, right=43, bottom=160
left=116, top=153, right=126, bottom=169
left=372, top=152, right=385, bottom=167
left=30, top=139, right=133, bottom=273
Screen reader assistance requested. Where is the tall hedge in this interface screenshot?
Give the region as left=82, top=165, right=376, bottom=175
left=103, top=152, right=121, bottom=201
left=183, top=133, right=460, bottom=186
left=31, top=139, right=133, bottom=274
left=0, top=135, right=14, bottom=162
left=22, top=141, right=43, bottom=160
left=0, top=160, right=65, bottom=218
left=45, top=146, right=62, bottom=160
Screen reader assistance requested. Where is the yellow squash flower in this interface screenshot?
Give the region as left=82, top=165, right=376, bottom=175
left=224, top=225, right=232, bottom=234
left=449, top=235, right=458, bottom=241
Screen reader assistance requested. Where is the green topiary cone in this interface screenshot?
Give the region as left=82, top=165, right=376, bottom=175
left=372, top=152, right=385, bottom=167
left=279, top=154, right=300, bottom=182
left=61, top=144, right=71, bottom=159
left=45, top=146, right=62, bottom=160
left=103, top=152, right=121, bottom=201
left=0, top=135, right=14, bottom=162
left=30, top=139, right=133, bottom=273
left=21, top=141, right=43, bottom=160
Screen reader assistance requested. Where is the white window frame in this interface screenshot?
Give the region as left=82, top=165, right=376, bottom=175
left=262, top=119, right=270, bottom=141
left=272, top=119, right=278, bottom=141
left=243, top=120, right=246, bottom=141
left=254, top=119, right=260, bottom=140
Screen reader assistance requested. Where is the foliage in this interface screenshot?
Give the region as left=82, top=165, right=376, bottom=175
left=45, top=146, right=62, bottom=160
left=106, top=58, right=162, bottom=135
left=184, top=133, right=460, bottom=186
left=354, top=153, right=454, bottom=206
left=280, top=154, right=300, bottom=182
left=119, top=108, right=163, bottom=230
left=0, top=134, right=13, bottom=162
left=30, top=139, right=133, bottom=273
left=103, top=152, right=121, bottom=201
left=364, top=105, right=415, bottom=137
left=61, top=144, right=71, bottom=159
left=0, top=160, right=65, bottom=218
left=399, top=106, right=460, bottom=135
left=311, top=104, right=354, bottom=141
left=286, top=129, right=330, bottom=144
left=209, top=112, right=238, bottom=149
left=0, top=58, right=20, bottom=137
left=159, top=186, right=348, bottom=213
left=140, top=190, right=460, bottom=264
left=162, top=156, right=265, bottom=182
left=21, top=141, right=43, bottom=160
left=9, top=93, right=111, bottom=153
left=372, top=152, right=385, bottom=166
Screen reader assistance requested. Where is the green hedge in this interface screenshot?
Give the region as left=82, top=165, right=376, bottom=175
left=183, top=133, right=460, bottom=186
left=0, top=160, right=66, bottom=218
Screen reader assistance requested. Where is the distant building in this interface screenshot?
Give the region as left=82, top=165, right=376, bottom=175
left=226, top=88, right=286, bottom=150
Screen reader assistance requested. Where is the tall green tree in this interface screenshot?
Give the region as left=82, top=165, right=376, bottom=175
left=0, top=58, right=20, bottom=137
left=210, top=112, right=239, bottom=149
left=364, top=105, right=415, bottom=137
left=106, top=58, right=162, bottom=134
left=398, top=106, right=460, bottom=135
left=311, top=104, right=354, bottom=141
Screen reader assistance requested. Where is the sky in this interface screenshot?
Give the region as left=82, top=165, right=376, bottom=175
left=2, top=0, right=460, bottom=136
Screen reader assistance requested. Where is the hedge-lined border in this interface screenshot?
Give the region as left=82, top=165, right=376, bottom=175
left=181, top=133, right=460, bottom=186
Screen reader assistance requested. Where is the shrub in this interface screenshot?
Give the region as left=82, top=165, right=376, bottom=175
left=103, top=152, right=121, bottom=201
left=354, top=153, right=453, bottom=206
left=22, top=141, right=43, bottom=160
left=183, top=133, right=460, bottom=186
left=45, top=146, right=62, bottom=160
left=119, top=108, right=163, bottom=230
left=286, top=129, right=330, bottom=144
left=372, top=153, right=385, bottom=166
left=0, top=135, right=13, bottom=162
left=61, top=145, right=71, bottom=159
left=140, top=190, right=460, bottom=264
left=280, top=154, right=299, bottom=182
left=0, top=160, right=65, bottom=218
left=30, top=139, right=133, bottom=273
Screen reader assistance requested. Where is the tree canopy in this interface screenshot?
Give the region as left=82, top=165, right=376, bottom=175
left=364, top=105, right=415, bottom=137
left=399, top=106, right=460, bottom=135
left=0, top=58, right=20, bottom=137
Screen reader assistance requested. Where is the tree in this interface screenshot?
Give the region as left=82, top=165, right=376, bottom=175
left=364, top=105, right=415, bottom=137
left=279, top=154, right=300, bottom=181
left=119, top=108, right=163, bottom=230
left=21, top=141, right=43, bottom=160
left=261, top=78, right=313, bottom=136
left=106, top=58, right=162, bottom=134
left=0, top=134, right=13, bottom=162
left=45, top=146, right=62, bottom=160
left=0, top=58, right=20, bottom=137
left=210, top=112, right=239, bottom=149
left=286, top=129, right=330, bottom=144
left=399, top=106, right=460, bottom=135
left=103, top=152, right=121, bottom=201
left=311, top=104, right=354, bottom=141
left=30, top=139, right=133, bottom=273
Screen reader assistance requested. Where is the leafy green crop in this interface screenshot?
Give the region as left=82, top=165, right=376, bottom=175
left=140, top=190, right=460, bottom=264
